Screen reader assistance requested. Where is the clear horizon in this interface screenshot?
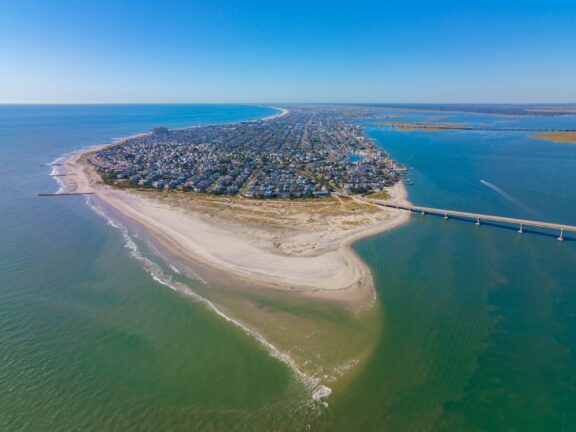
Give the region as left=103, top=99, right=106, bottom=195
left=1, top=0, right=575, bottom=104
left=2, top=102, right=576, bottom=105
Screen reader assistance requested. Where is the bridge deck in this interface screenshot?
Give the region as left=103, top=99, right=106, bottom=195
left=379, top=124, right=576, bottom=133
left=375, top=202, right=576, bottom=233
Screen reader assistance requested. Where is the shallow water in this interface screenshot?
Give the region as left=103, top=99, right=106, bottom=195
left=1, top=105, right=576, bottom=431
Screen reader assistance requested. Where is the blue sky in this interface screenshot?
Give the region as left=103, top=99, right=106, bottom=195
left=0, top=0, right=575, bottom=103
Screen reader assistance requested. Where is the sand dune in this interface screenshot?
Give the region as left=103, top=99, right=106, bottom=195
left=61, top=147, right=409, bottom=309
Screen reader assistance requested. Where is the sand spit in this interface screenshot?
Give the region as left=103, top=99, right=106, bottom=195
left=260, top=106, right=289, bottom=121
left=530, top=131, right=576, bottom=144
left=59, top=147, right=409, bottom=310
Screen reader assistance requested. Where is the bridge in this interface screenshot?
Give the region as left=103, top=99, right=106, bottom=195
left=373, top=202, right=575, bottom=241
left=378, top=123, right=576, bottom=133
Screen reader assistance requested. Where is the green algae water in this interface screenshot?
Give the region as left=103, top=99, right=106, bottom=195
left=1, top=105, right=576, bottom=431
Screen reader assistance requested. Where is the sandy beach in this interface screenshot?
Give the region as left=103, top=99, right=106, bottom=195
left=59, top=146, right=409, bottom=310
left=260, top=106, right=289, bottom=121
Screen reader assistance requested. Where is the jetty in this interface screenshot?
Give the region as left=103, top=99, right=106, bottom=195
left=38, top=192, right=94, bottom=197
left=374, top=202, right=575, bottom=241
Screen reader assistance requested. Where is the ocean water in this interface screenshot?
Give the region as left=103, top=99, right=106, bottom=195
left=1, top=105, right=576, bottom=431
left=0, top=105, right=316, bottom=431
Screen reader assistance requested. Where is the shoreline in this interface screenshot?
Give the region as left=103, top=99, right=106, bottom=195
left=53, top=106, right=412, bottom=395
left=55, top=107, right=410, bottom=309
left=61, top=150, right=410, bottom=308
left=259, top=106, right=289, bottom=121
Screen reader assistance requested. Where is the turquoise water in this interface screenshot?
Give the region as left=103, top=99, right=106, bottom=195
left=1, top=105, right=576, bottom=431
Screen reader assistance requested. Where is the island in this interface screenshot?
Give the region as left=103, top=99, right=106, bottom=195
left=59, top=106, right=410, bottom=390
left=62, top=106, right=409, bottom=306
left=529, top=131, right=576, bottom=144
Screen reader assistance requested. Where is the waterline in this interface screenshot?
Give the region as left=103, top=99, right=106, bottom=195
left=85, top=197, right=332, bottom=406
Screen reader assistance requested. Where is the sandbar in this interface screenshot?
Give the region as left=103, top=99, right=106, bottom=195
left=529, top=131, right=576, bottom=144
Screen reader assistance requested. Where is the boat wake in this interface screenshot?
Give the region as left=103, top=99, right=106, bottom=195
left=85, top=197, right=332, bottom=407
left=480, top=179, right=533, bottom=213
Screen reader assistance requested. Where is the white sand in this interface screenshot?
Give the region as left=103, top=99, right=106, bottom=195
left=260, top=106, right=289, bottom=121
left=60, top=147, right=410, bottom=309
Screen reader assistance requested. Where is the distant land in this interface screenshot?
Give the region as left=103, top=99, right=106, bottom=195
left=530, top=131, right=576, bottom=144
left=350, top=103, right=576, bottom=116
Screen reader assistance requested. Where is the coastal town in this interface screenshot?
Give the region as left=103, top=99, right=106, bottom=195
left=92, top=107, right=402, bottom=199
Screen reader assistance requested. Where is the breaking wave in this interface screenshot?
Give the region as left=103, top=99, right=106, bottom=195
left=50, top=154, right=71, bottom=194
left=85, top=197, right=332, bottom=406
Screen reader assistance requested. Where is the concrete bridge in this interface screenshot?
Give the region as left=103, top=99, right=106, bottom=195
left=379, top=123, right=576, bottom=133
left=374, top=202, right=575, bottom=241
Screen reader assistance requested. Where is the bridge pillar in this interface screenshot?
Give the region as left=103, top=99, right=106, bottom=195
left=558, top=229, right=564, bottom=242
left=475, top=217, right=481, bottom=226
left=421, top=210, right=426, bottom=215
left=518, top=223, right=523, bottom=234
left=444, top=213, right=448, bottom=220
